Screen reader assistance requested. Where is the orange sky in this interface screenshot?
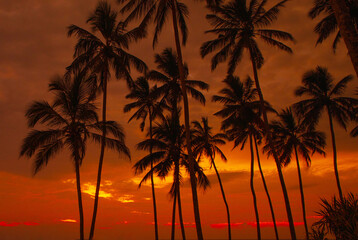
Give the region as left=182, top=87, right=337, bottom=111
left=0, top=0, right=358, bottom=239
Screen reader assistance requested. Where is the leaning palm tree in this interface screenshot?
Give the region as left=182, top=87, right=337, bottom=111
left=20, top=73, right=130, bottom=240
left=201, top=1, right=297, bottom=238
left=213, top=75, right=265, bottom=240
left=124, top=76, right=164, bottom=240
left=267, top=107, right=326, bottom=240
left=191, top=117, right=231, bottom=240
left=134, top=113, right=209, bottom=240
left=308, top=0, right=358, bottom=53
left=117, top=0, right=206, bottom=235
left=294, top=66, right=357, bottom=200
left=66, top=2, right=147, bottom=239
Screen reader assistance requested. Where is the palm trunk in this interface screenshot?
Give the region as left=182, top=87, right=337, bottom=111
left=89, top=70, right=108, bottom=240
left=249, top=51, right=297, bottom=240
left=329, top=0, right=358, bottom=78
left=149, top=110, right=159, bottom=240
left=170, top=1, right=203, bottom=239
left=249, top=134, right=261, bottom=240
left=327, top=106, right=343, bottom=199
left=75, top=157, right=85, bottom=240
left=171, top=190, right=177, bottom=240
left=210, top=155, right=231, bottom=240
left=294, top=146, right=309, bottom=240
left=177, top=185, right=186, bottom=240
left=254, top=135, right=279, bottom=240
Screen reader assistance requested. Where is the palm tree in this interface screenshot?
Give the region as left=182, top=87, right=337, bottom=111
left=308, top=0, right=358, bottom=53
left=294, top=66, right=357, bottom=200
left=124, top=76, right=164, bottom=240
left=213, top=75, right=265, bottom=240
left=191, top=117, right=231, bottom=240
left=20, top=73, right=130, bottom=240
left=134, top=114, right=209, bottom=240
left=267, top=107, right=326, bottom=240
left=66, top=2, right=147, bottom=239
left=201, top=1, right=297, bottom=238
left=117, top=0, right=206, bottom=235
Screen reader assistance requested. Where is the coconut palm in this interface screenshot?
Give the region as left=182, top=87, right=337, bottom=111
left=308, top=0, right=358, bottom=52
left=66, top=2, right=147, bottom=239
left=213, top=75, right=266, bottom=240
left=124, top=76, right=164, bottom=240
left=266, top=107, right=326, bottom=240
left=117, top=0, right=206, bottom=235
left=148, top=48, right=209, bottom=116
left=294, top=66, right=357, bottom=200
left=191, top=117, right=231, bottom=240
left=20, top=73, right=130, bottom=240
left=134, top=113, right=209, bottom=240
left=201, top=0, right=297, bottom=237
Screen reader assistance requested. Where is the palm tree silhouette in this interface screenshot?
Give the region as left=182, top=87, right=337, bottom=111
left=124, top=76, right=164, bottom=239
left=117, top=0, right=207, bottom=235
left=213, top=75, right=265, bottom=240
left=20, top=73, right=130, bottom=240
left=66, top=2, right=147, bottom=239
left=134, top=113, right=209, bottom=240
left=265, top=107, right=326, bottom=240
left=201, top=1, right=297, bottom=238
left=309, top=0, right=358, bottom=53
left=294, top=66, right=356, bottom=200
left=191, top=117, right=231, bottom=240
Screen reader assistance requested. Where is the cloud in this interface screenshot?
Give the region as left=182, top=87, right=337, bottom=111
left=247, top=221, right=304, bottom=228
left=0, top=221, right=39, bottom=227
left=59, top=219, right=77, bottom=223
left=210, top=223, right=244, bottom=229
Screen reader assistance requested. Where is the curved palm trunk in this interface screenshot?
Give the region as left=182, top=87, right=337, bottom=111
left=329, top=0, right=358, bottom=77
left=327, top=106, right=343, bottom=199
left=249, top=134, right=261, bottom=240
left=171, top=191, right=177, bottom=240
left=210, top=155, right=231, bottom=240
left=75, top=158, right=85, bottom=240
left=249, top=51, right=297, bottom=240
left=254, top=135, right=279, bottom=240
left=170, top=1, right=203, bottom=239
left=149, top=111, right=159, bottom=240
left=89, top=70, right=108, bottom=240
left=294, top=146, right=309, bottom=240
left=177, top=185, right=186, bottom=240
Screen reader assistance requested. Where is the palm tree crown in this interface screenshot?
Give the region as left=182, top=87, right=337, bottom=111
left=201, top=0, right=294, bottom=74
left=309, top=0, right=358, bottom=52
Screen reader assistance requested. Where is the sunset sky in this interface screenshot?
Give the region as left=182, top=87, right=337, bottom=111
left=0, top=0, right=358, bottom=239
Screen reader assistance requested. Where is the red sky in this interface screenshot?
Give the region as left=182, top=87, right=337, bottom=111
left=0, top=0, right=357, bottom=239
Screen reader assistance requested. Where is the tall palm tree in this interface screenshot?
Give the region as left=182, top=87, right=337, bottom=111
left=117, top=0, right=206, bottom=235
left=294, top=66, right=356, bottom=200
left=20, top=73, right=130, bottom=240
left=308, top=0, right=358, bottom=53
left=134, top=114, right=209, bottom=240
left=201, top=1, right=297, bottom=238
left=213, top=75, right=265, bottom=240
left=191, top=117, right=231, bottom=240
left=124, top=76, right=164, bottom=240
left=267, top=107, right=326, bottom=240
left=67, top=2, right=147, bottom=239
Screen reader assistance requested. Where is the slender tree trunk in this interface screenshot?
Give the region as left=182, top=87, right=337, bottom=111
left=75, top=157, right=85, bottom=240
left=170, top=1, right=203, bottom=239
left=149, top=110, right=159, bottom=240
left=89, top=69, right=108, bottom=240
left=249, top=51, right=297, bottom=240
left=329, top=0, right=358, bottom=78
left=254, top=135, right=279, bottom=240
left=171, top=190, right=177, bottom=240
left=327, top=106, right=343, bottom=199
left=177, top=184, right=186, bottom=240
left=294, top=146, right=309, bottom=240
left=249, top=134, right=261, bottom=240
left=210, top=155, right=231, bottom=240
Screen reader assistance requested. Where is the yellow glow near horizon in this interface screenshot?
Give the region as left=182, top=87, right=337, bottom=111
left=60, top=219, right=77, bottom=223
left=82, top=183, right=113, bottom=199
left=117, top=194, right=134, bottom=203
